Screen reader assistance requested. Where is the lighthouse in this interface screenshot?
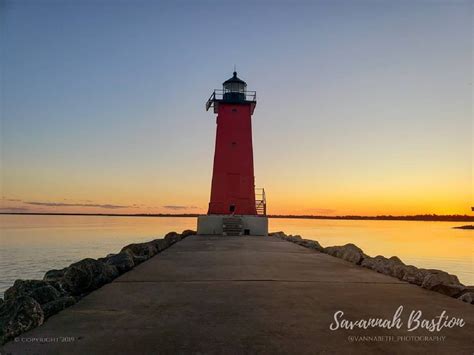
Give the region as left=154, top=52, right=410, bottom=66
left=197, top=72, right=268, bottom=236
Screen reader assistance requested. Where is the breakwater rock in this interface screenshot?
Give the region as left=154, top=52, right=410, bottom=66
left=325, top=244, right=365, bottom=264
left=270, top=232, right=324, bottom=251
left=269, top=231, right=472, bottom=305
left=0, top=230, right=196, bottom=345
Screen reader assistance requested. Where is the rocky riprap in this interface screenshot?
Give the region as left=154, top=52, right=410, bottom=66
left=269, top=231, right=473, bottom=305
left=0, top=230, right=196, bottom=345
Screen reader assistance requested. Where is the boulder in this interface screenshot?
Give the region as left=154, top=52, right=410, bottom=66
left=181, top=230, right=197, bottom=238
left=150, top=238, right=171, bottom=252
left=297, top=239, right=323, bottom=252
left=164, top=231, right=181, bottom=245
left=287, top=235, right=302, bottom=242
left=143, top=240, right=160, bottom=255
left=0, top=296, right=44, bottom=345
left=120, top=242, right=157, bottom=264
left=62, top=258, right=119, bottom=296
left=324, top=243, right=365, bottom=264
left=361, top=256, right=380, bottom=268
left=103, top=252, right=135, bottom=274
left=400, top=266, right=429, bottom=285
left=421, top=269, right=466, bottom=297
left=458, top=292, right=474, bottom=304
left=4, top=280, right=61, bottom=305
left=361, top=256, right=406, bottom=278
left=43, top=268, right=67, bottom=281
left=269, top=231, right=287, bottom=238
left=41, top=296, right=76, bottom=318
left=387, top=257, right=410, bottom=279
left=279, top=234, right=302, bottom=243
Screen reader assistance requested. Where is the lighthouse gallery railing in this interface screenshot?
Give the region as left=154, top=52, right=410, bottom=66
left=206, top=90, right=257, bottom=111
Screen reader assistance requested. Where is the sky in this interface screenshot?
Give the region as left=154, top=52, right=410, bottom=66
left=0, top=0, right=472, bottom=216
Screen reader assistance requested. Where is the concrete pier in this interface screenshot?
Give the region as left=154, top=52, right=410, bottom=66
left=3, top=236, right=473, bottom=354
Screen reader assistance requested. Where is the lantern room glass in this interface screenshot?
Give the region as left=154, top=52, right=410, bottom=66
left=223, top=82, right=246, bottom=93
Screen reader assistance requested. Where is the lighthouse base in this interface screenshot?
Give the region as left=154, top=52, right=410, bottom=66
left=197, top=215, right=268, bottom=236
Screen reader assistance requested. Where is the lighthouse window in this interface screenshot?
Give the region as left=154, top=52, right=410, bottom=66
left=224, top=82, right=245, bottom=93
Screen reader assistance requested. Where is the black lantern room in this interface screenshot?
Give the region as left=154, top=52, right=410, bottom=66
left=222, top=71, right=247, bottom=102
left=206, top=71, right=257, bottom=114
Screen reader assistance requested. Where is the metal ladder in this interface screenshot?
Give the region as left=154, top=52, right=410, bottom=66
left=255, top=188, right=266, bottom=215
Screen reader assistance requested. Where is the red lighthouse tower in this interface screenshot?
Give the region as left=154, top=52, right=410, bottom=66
left=197, top=72, right=268, bottom=236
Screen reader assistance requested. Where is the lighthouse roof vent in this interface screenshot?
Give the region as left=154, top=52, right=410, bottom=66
left=223, top=71, right=247, bottom=87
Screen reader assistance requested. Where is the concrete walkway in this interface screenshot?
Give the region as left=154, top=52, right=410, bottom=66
left=3, top=236, right=473, bottom=354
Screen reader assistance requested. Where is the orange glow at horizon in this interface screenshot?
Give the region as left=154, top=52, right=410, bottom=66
left=1, top=176, right=471, bottom=216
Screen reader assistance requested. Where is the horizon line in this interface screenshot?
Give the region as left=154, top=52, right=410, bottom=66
left=0, top=212, right=472, bottom=222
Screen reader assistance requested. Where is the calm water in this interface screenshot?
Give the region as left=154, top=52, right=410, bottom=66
left=0, top=215, right=472, bottom=297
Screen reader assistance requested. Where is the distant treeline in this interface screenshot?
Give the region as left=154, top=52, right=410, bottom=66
left=267, top=214, right=474, bottom=222
left=1, top=212, right=473, bottom=222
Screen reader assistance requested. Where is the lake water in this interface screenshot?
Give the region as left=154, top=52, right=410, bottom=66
left=0, top=215, right=472, bottom=297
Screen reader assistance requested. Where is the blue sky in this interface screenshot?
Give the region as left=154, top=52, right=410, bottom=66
left=1, top=0, right=472, bottom=215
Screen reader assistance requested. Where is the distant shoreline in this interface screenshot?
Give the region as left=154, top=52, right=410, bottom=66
left=1, top=212, right=473, bottom=222
left=453, top=225, right=474, bottom=229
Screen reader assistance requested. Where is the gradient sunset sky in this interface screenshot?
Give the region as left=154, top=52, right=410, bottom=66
left=1, top=0, right=472, bottom=216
